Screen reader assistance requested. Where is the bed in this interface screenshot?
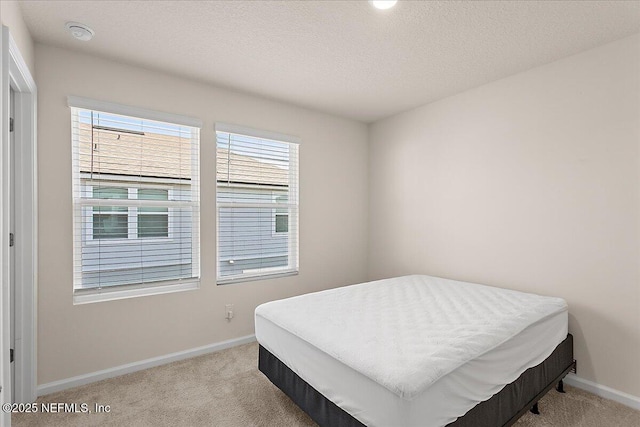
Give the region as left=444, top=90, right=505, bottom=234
left=255, top=275, right=575, bottom=427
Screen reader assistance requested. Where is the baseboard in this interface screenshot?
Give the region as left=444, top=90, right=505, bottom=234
left=36, top=338, right=640, bottom=411
left=37, top=334, right=256, bottom=396
left=563, top=373, right=640, bottom=411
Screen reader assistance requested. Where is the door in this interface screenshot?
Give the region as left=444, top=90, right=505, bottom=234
left=9, top=87, right=15, bottom=404
left=1, top=25, right=38, bottom=412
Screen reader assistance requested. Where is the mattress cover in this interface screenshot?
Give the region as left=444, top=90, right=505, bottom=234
left=255, top=275, right=567, bottom=399
left=257, top=310, right=568, bottom=426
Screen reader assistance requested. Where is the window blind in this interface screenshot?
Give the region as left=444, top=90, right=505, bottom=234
left=71, top=103, right=200, bottom=297
left=216, top=126, right=299, bottom=284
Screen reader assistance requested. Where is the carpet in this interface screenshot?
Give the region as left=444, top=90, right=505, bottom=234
left=13, top=342, right=640, bottom=426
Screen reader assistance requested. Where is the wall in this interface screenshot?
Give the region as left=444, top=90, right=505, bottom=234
left=35, top=44, right=369, bottom=385
left=368, top=34, right=640, bottom=397
left=0, top=1, right=34, bottom=76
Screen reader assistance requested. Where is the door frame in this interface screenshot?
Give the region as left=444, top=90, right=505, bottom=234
left=1, top=26, right=38, bottom=418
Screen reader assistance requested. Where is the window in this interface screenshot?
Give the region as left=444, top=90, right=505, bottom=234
left=92, top=186, right=128, bottom=239
left=70, top=97, right=201, bottom=303
left=273, top=194, right=289, bottom=234
left=275, top=214, right=288, bottom=233
left=137, top=189, right=169, bottom=238
left=216, top=123, right=299, bottom=284
left=87, top=186, right=170, bottom=240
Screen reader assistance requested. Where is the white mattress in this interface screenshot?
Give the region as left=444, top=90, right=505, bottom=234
left=255, top=275, right=568, bottom=427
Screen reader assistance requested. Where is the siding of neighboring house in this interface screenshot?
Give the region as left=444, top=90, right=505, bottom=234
left=77, top=121, right=196, bottom=289
left=78, top=182, right=194, bottom=289
left=217, top=188, right=289, bottom=277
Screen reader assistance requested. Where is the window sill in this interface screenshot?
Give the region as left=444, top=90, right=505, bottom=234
left=73, top=279, right=199, bottom=304
left=217, top=269, right=298, bottom=285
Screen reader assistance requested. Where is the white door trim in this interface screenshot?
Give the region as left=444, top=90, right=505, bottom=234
left=1, top=26, right=38, bottom=413
left=0, top=25, right=11, bottom=427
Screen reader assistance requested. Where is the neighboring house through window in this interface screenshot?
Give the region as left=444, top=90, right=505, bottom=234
left=69, top=97, right=201, bottom=303
left=215, top=124, right=299, bottom=284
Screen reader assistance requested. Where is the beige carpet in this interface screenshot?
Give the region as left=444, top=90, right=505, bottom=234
left=13, top=342, right=640, bottom=427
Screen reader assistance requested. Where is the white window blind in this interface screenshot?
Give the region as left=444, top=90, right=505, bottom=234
left=70, top=99, right=200, bottom=301
left=216, top=125, right=299, bottom=284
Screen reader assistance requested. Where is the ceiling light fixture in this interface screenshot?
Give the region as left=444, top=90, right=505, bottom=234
left=65, top=22, right=95, bottom=41
left=369, top=0, right=398, bottom=10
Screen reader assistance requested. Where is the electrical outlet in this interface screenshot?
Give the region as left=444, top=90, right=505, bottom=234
left=225, top=304, right=234, bottom=321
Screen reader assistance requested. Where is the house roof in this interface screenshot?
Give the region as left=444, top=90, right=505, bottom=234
left=79, top=123, right=192, bottom=180
left=79, top=123, right=288, bottom=186
left=216, top=148, right=288, bottom=187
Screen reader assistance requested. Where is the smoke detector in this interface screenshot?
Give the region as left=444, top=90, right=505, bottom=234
left=65, top=22, right=95, bottom=41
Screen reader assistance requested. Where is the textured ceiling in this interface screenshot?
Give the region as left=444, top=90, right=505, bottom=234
left=19, top=1, right=640, bottom=122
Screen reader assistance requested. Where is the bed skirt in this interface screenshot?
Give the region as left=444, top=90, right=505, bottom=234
left=258, top=334, right=574, bottom=427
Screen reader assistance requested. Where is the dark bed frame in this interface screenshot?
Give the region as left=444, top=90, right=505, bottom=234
left=259, top=334, right=575, bottom=427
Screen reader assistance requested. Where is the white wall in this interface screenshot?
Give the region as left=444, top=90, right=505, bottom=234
left=0, top=1, right=34, bottom=76
left=369, top=34, right=640, bottom=397
left=35, top=44, right=369, bottom=385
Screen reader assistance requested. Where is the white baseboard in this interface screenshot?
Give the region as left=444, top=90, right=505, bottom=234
left=37, top=334, right=256, bottom=396
left=563, top=373, right=640, bottom=411
left=36, top=338, right=640, bottom=412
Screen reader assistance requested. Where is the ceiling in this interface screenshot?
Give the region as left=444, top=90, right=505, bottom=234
left=19, top=1, right=640, bottom=123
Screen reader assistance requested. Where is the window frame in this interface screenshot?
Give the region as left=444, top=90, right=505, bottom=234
left=69, top=97, right=202, bottom=304
left=215, top=123, right=300, bottom=285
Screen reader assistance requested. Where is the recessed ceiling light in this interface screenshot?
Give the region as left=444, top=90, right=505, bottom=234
left=65, top=22, right=95, bottom=41
left=369, top=0, right=398, bottom=10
